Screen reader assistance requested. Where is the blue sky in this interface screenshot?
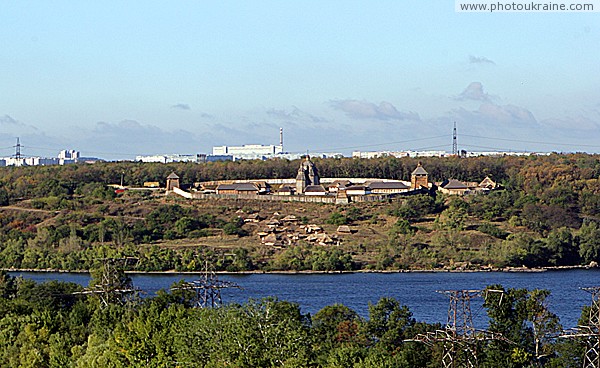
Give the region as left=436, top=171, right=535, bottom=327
left=1, top=0, right=599, bottom=159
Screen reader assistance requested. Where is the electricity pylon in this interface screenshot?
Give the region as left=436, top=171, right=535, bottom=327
left=560, top=287, right=600, bottom=368
left=171, top=262, right=240, bottom=308
left=74, top=257, right=139, bottom=308
left=408, top=289, right=509, bottom=368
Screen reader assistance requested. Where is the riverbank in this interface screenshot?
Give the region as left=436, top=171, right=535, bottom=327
left=4, top=263, right=597, bottom=275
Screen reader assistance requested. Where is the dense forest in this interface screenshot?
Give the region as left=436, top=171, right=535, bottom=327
left=0, top=270, right=592, bottom=367
left=0, top=153, right=600, bottom=271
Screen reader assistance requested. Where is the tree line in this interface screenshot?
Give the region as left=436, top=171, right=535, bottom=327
left=0, top=270, right=594, bottom=367
left=1, top=154, right=600, bottom=271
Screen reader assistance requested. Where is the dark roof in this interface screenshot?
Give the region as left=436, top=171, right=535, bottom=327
left=304, top=185, right=327, bottom=193
left=216, top=184, right=238, bottom=191
left=328, top=180, right=352, bottom=187
left=277, top=185, right=294, bottom=192
left=368, top=181, right=410, bottom=190
left=167, top=172, right=180, bottom=179
left=345, top=185, right=369, bottom=191
left=235, top=183, right=259, bottom=191
left=411, top=164, right=428, bottom=176
left=442, top=179, right=468, bottom=189
left=216, top=183, right=259, bottom=191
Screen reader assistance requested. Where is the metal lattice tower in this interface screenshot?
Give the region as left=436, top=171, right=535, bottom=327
left=171, top=263, right=240, bottom=308
left=560, top=287, right=600, bottom=368
left=440, top=290, right=480, bottom=368
left=74, top=258, right=139, bottom=308
left=584, top=287, right=600, bottom=368
left=14, top=137, right=21, bottom=159
left=452, top=122, right=458, bottom=156
left=408, top=289, right=509, bottom=368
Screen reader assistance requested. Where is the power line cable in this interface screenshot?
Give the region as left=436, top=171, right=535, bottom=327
left=461, top=134, right=600, bottom=149
left=460, top=143, right=535, bottom=153
left=308, top=135, right=449, bottom=153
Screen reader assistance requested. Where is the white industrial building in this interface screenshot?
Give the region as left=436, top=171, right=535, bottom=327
left=135, top=154, right=202, bottom=163
left=0, top=149, right=84, bottom=167
left=212, top=144, right=284, bottom=158
left=352, top=150, right=448, bottom=159
left=211, top=128, right=288, bottom=160
left=135, top=154, right=234, bottom=163
left=352, top=150, right=545, bottom=159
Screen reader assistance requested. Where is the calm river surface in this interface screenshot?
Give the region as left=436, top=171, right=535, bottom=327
left=10, top=269, right=600, bottom=329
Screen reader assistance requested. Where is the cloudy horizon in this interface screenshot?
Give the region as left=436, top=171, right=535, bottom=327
left=1, top=2, right=599, bottom=160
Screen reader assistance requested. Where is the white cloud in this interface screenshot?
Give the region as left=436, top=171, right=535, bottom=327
left=171, top=103, right=191, bottom=110
left=267, top=106, right=328, bottom=123
left=329, top=99, right=420, bottom=121
left=457, top=82, right=493, bottom=102
left=469, top=55, right=496, bottom=65
left=0, top=114, right=39, bottom=132
left=542, top=115, right=600, bottom=130
left=69, top=120, right=212, bottom=159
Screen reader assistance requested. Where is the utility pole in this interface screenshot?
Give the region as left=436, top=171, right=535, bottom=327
left=408, top=289, right=509, bottom=368
left=171, top=262, right=240, bottom=308
left=560, top=287, right=600, bottom=368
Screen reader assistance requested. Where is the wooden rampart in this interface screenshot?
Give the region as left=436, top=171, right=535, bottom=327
left=171, top=188, right=395, bottom=204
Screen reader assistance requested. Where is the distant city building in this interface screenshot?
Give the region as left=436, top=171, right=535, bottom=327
left=212, top=128, right=286, bottom=160
left=463, top=151, right=549, bottom=157
left=275, top=152, right=343, bottom=160
left=212, top=144, right=284, bottom=160
left=197, top=154, right=233, bottom=162
left=136, top=154, right=202, bottom=163
left=352, top=150, right=547, bottom=159
left=58, top=149, right=80, bottom=160
left=136, top=153, right=233, bottom=163
left=352, top=150, right=447, bottom=159
left=58, top=149, right=80, bottom=165
left=0, top=149, right=88, bottom=167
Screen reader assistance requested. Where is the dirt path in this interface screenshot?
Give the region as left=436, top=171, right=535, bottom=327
left=0, top=205, right=58, bottom=214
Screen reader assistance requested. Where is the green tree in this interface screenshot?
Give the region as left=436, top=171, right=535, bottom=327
left=327, top=212, right=349, bottom=226
left=545, top=227, right=578, bottom=266
left=0, top=187, right=9, bottom=206
left=482, top=285, right=560, bottom=367
left=313, top=304, right=363, bottom=347
left=364, top=297, right=415, bottom=351
left=578, top=220, right=600, bottom=264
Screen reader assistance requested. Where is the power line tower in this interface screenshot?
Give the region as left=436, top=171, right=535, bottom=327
left=171, top=262, right=240, bottom=308
left=440, top=290, right=479, bottom=367
left=13, top=137, right=22, bottom=159
left=74, top=257, right=139, bottom=308
left=452, top=122, right=458, bottom=156
left=560, top=287, right=600, bottom=368
left=408, top=289, right=509, bottom=368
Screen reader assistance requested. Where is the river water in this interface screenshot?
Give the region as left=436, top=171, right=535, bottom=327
left=10, top=269, right=600, bottom=329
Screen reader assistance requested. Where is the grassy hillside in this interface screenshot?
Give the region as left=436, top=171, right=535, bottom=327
left=1, top=153, right=600, bottom=271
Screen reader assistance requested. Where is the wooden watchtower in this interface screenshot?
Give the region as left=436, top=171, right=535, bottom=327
left=166, top=172, right=180, bottom=191
left=411, top=163, right=429, bottom=190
